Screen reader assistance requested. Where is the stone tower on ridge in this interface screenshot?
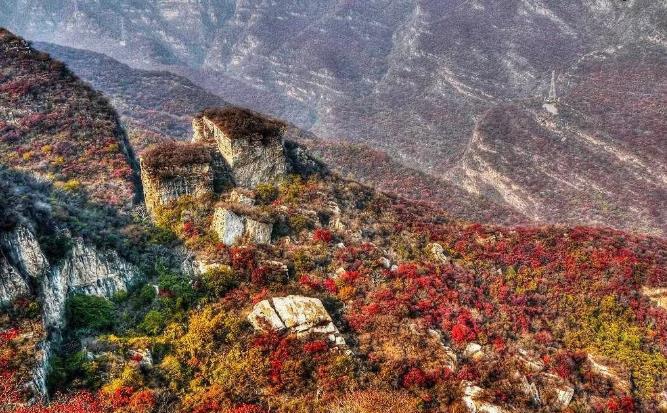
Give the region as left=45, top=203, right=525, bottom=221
left=192, top=107, right=288, bottom=188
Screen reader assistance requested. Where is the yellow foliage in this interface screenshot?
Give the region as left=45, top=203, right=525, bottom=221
left=563, top=295, right=667, bottom=395
left=160, top=355, right=185, bottom=391
left=326, top=389, right=422, bottom=413
left=102, top=365, right=144, bottom=394
left=176, top=305, right=244, bottom=361
left=209, top=344, right=268, bottom=401
left=61, top=179, right=82, bottom=191
left=338, top=285, right=356, bottom=301
left=106, top=143, right=120, bottom=153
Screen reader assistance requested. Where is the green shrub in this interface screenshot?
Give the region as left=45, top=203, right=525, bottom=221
left=39, top=232, right=72, bottom=263
left=137, top=283, right=157, bottom=305
left=157, top=266, right=196, bottom=308
left=66, top=294, right=114, bottom=332
left=140, top=309, right=167, bottom=335
left=201, top=266, right=238, bottom=297
left=289, top=214, right=312, bottom=234
left=255, top=183, right=279, bottom=205
left=47, top=351, right=100, bottom=393
left=279, top=175, right=305, bottom=204
left=148, top=225, right=178, bottom=245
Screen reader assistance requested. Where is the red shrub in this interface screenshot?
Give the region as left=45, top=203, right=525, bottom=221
left=299, top=274, right=320, bottom=290
left=402, top=367, right=429, bottom=388
left=313, top=228, right=333, bottom=243
left=323, top=278, right=338, bottom=294
left=129, top=389, right=156, bottom=413
left=451, top=323, right=473, bottom=345
left=226, top=405, right=267, bottom=413
left=304, top=340, right=328, bottom=353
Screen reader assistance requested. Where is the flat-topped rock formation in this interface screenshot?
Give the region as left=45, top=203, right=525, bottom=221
left=193, top=107, right=287, bottom=188
left=140, top=141, right=214, bottom=215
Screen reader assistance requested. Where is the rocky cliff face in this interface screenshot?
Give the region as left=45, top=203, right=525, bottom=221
left=0, top=259, right=29, bottom=305
left=139, top=141, right=215, bottom=216
left=0, top=225, right=48, bottom=305
left=42, top=239, right=141, bottom=331
left=193, top=111, right=287, bottom=188
left=141, top=161, right=214, bottom=215
left=0, top=222, right=142, bottom=396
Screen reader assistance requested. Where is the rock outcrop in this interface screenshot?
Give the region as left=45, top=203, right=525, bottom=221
left=211, top=208, right=246, bottom=246
left=42, top=239, right=141, bottom=330
left=211, top=205, right=273, bottom=246
left=140, top=142, right=214, bottom=215
left=643, top=286, right=667, bottom=310
left=0, top=225, right=48, bottom=305
left=248, top=295, right=346, bottom=347
left=193, top=108, right=287, bottom=188
left=0, top=257, right=31, bottom=305
left=462, top=383, right=505, bottom=413
left=0, top=223, right=142, bottom=397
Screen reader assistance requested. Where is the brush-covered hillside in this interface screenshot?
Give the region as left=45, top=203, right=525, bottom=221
left=1, top=29, right=667, bottom=413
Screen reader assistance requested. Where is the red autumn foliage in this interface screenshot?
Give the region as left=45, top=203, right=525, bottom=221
left=323, top=278, right=338, bottom=294
left=303, top=340, right=328, bottom=353
left=313, top=228, right=333, bottom=243
left=401, top=367, right=429, bottom=388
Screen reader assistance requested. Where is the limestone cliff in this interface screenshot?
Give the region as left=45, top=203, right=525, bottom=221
left=193, top=108, right=287, bottom=188
left=42, top=239, right=141, bottom=331
left=140, top=142, right=214, bottom=215
left=0, top=225, right=48, bottom=305
left=0, top=223, right=142, bottom=396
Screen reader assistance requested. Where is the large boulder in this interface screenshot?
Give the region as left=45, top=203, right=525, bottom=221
left=248, top=295, right=346, bottom=347
left=211, top=208, right=246, bottom=246
left=246, top=218, right=273, bottom=244
left=211, top=206, right=273, bottom=246
left=462, top=383, right=506, bottom=413
left=585, top=354, right=631, bottom=393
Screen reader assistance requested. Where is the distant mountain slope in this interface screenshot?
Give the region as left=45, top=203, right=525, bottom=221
left=4, top=1, right=666, bottom=168
left=34, top=41, right=230, bottom=152
left=454, top=43, right=667, bottom=236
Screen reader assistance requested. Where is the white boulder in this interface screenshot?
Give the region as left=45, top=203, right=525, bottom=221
left=248, top=295, right=346, bottom=347
left=212, top=208, right=245, bottom=246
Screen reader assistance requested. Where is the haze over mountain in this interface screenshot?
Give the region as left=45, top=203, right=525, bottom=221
left=2, top=1, right=666, bottom=236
